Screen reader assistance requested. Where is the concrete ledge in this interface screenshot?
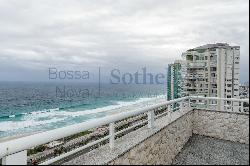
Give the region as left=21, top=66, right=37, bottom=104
left=109, top=111, right=193, bottom=165
left=193, top=109, right=249, bottom=144
left=63, top=108, right=192, bottom=165
left=62, top=109, right=249, bottom=165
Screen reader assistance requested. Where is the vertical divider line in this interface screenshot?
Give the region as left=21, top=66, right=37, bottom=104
left=98, top=67, right=101, bottom=98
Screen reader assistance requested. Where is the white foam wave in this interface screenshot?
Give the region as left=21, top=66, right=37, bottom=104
left=0, top=95, right=167, bottom=132
left=30, top=95, right=166, bottom=118
left=0, top=118, right=65, bottom=132
left=49, top=108, right=60, bottom=111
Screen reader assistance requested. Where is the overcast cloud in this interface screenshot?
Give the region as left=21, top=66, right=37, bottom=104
left=0, top=0, right=249, bottom=82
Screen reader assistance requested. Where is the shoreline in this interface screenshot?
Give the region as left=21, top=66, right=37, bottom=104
left=0, top=132, right=41, bottom=143
left=0, top=95, right=167, bottom=142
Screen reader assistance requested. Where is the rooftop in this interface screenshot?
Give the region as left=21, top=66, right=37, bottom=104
left=187, top=43, right=240, bottom=51
left=173, top=134, right=249, bottom=165
left=0, top=96, right=249, bottom=165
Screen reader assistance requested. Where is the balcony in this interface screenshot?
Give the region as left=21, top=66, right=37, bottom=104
left=0, top=97, right=249, bottom=165
left=210, top=61, right=217, bottom=67
left=187, top=62, right=206, bottom=68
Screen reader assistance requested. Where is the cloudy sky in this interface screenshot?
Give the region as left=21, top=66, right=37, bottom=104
left=0, top=0, right=249, bottom=82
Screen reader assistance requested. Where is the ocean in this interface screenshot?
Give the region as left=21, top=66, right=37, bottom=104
left=0, top=82, right=166, bottom=138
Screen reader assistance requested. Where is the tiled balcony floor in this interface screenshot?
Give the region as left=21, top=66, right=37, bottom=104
left=172, top=135, right=249, bottom=165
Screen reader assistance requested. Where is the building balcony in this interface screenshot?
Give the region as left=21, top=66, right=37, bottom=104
left=0, top=97, right=249, bottom=165
left=210, top=61, right=217, bottom=67
left=187, top=62, right=206, bottom=68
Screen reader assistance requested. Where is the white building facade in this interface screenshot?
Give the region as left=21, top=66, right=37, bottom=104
left=181, top=43, right=240, bottom=112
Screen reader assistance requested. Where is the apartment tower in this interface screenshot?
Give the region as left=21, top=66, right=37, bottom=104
left=168, top=43, right=240, bottom=112
left=167, top=60, right=187, bottom=100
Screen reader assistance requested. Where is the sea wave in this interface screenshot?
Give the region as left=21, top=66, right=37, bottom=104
left=0, top=95, right=166, bottom=133
left=0, top=118, right=65, bottom=132
left=0, top=107, right=61, bottom=120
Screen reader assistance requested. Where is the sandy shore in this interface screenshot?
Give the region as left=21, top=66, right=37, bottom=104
left=0, top=96, right=167, bottom=143
left=0, top=132, right=41, bottom=143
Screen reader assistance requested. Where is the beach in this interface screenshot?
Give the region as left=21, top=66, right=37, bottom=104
left=0, top=90, right=166, bottom=139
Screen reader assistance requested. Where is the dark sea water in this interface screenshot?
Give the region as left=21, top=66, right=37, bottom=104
left=0, top=82, right=166, bottom=138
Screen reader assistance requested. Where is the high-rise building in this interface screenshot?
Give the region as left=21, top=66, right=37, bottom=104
left=167, top=60, right=187, bottom=100
left=239, top=83, right=249, bottom=99
left=181, top=43, right=240, bottom=111
left=167, top=60, right=187, bottom=110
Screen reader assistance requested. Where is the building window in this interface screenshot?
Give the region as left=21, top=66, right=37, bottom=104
left=211, top=67, right=216, bottom=71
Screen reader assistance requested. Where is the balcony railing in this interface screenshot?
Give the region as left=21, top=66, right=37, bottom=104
left=187, top=62, right=206, bottom=68
left=0, top=96, right=249, bottom=165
